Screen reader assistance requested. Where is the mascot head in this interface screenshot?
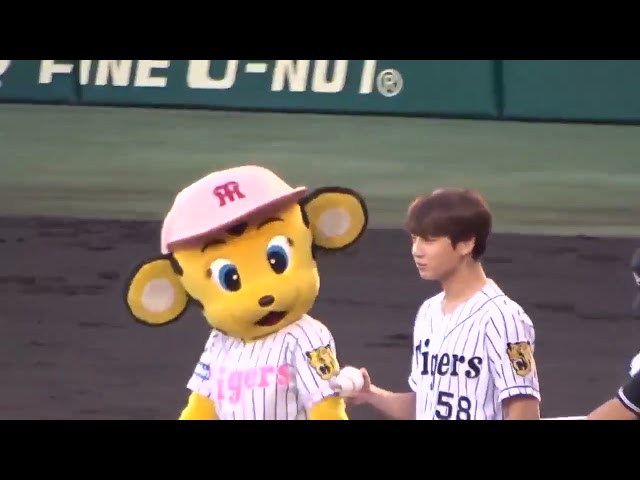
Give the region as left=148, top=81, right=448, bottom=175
left=124, top=165, right=368, bottom=341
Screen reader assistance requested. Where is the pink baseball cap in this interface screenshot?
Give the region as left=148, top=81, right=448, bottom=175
left=160, top=165, right=307, bottom=253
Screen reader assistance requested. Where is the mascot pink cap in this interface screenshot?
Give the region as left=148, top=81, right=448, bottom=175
left=160, top=165, right=308, bottom=254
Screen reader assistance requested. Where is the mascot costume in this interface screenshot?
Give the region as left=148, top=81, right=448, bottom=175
left=124, top=165, right=368, bottom=420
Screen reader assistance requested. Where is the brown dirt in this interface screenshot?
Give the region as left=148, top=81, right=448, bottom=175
left=1, top=215, right=638, bottom=419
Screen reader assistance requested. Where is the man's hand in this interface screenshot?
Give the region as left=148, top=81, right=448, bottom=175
left=331, top=367, right=416, bottom=419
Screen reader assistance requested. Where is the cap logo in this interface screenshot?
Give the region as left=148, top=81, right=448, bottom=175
left=213, top=181, right=246, bottom=207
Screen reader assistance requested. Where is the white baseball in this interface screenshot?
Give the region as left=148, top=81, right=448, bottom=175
left=332, top=366, right=365, bottom=397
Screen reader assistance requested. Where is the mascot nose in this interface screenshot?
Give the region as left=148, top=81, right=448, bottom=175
left=258, top=295, right=275, bottom=308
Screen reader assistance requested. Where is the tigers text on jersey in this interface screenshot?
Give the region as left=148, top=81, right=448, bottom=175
left=186, top=315, right=339, bottom=420
left=409, top=281, right=541, bottom=420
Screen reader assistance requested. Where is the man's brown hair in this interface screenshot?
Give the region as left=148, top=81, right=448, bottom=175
left=405, top=188, right=492, bottom=260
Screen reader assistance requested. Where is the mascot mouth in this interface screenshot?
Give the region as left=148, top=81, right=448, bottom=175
left=255, top=311, right=288, bottom=327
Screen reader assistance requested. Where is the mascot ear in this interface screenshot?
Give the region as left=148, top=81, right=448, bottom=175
left=125, top=256, right=190, bottom=326
left=301, top=187, right=368, bottom=251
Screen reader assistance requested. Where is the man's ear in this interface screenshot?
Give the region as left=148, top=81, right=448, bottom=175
left=301, top=187, right=368, bottom=251
left=125, top=255, right=190, bottom=326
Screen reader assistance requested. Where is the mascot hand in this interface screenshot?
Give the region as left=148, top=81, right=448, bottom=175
left=179, top=392, right=218, bottom=420
left=330, top=366, right=365, bottom=398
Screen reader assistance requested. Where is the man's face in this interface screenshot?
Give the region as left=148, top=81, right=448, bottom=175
left=411, top=235, right=470, bottom=281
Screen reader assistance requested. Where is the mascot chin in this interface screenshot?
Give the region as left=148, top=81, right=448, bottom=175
left=124, top=165, right=368, bottom=420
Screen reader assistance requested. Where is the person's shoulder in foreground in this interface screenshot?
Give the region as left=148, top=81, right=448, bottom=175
left=588, top=349, right=640, bottom=420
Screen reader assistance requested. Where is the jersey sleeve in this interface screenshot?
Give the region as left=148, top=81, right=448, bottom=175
left=617, top=371, right=640, bottom=416
left=616, top=352, right=640, bottom=416
left=485, top=305, right=541, bottom=403
left=186, top=331, right=217, bottom=398
left=287, top=321, right=340, bottom=409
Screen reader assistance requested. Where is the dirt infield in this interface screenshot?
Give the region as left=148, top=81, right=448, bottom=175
left=2, top=215, right=639, bottom=420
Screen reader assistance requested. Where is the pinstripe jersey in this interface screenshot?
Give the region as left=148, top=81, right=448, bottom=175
left=186, top=315, right=339, bottom=420
left=409, top=281, right=541, bottom=420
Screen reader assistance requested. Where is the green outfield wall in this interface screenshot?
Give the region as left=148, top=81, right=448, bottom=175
left=1, top=60, right=640, bottom=123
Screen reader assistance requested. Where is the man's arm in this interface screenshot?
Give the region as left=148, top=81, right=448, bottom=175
left=342, top=305, right=423, bottom=420
left=363, top=322, right=420, bottom=421
left=485, top=305, right=541, bottom=420
left=503, top=395, right=540, bottom=420
left=366, top=386, right=416, bottom=420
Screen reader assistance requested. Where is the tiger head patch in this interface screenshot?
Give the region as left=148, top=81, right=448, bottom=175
left=506, top=341, right=535, bottom=377
left=305, top=344, right=339, bottom=381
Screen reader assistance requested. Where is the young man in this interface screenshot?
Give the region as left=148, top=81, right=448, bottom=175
left=587, top=350, right=640, bottom=420
left=344, top=188, right=541, bottom=420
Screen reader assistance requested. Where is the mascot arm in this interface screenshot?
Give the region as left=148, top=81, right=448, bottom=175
left=291, top=321, right=350, bottom=420
left=179, top=392, right=219, bottom=420
left=179, top=331, right=220, bottom=420
left=309, top=395, right=348, bottom=420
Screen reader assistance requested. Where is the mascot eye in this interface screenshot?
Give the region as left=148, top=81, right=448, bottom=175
left=266, top=236, right=291, bottom=275
left=209, top=259, right=241, bottom=292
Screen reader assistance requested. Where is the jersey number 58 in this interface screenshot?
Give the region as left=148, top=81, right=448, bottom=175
left=435, top=391, right=472, bottom=420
